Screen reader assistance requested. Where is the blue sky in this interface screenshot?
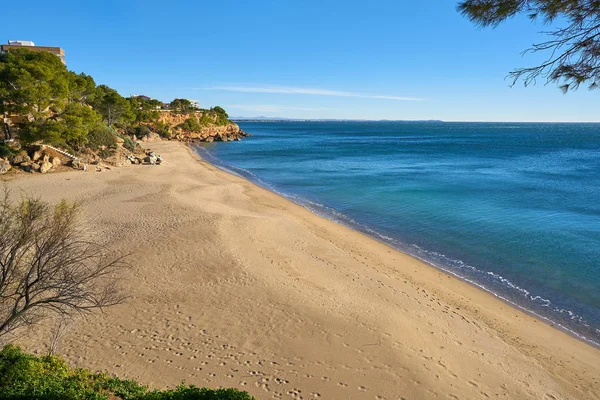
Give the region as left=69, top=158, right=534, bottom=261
left=2, top=0, right=599, bottom=121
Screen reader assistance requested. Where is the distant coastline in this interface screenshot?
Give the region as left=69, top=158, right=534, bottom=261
left=231, top=117, right=444, bottom=123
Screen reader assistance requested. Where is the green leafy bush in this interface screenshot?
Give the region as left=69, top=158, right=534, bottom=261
left=87, top=124, right=117, bottom=150
left=0, top=345, right=255, bottom=400
left=179, top=117, right=202, bottom=132
left=210, top=106, right=228, bottom=119
left=208, top=107, right=229, bottom=126
left=153, top=121, right=172, bottom=139
left=113, top=130, right=137, bottom=152
left=122, top=137, right=137, bottom=152
left=98, top=148, right=116, bottom=159
left=0, top=143, right=17, bottom=159
left=133, top=125, right=152, bottom=138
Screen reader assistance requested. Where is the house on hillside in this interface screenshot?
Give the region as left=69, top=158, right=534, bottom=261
left=1, top=40, right=65, bottom=64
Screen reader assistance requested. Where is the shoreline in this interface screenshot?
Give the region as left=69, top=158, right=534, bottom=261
left=195, top=144, right=600, bottom=349
left=9, top=140, right=600, bottom=399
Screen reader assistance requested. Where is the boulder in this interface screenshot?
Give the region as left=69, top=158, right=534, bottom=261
left=50, top=156, right=62, bottom=167
left=20, top=162, right=32, bottom=173
left=40, top=161, right=53, bottom=174
left=0, top=158, right=11, bottom=174
left=31, top=150, right=43, bottom=161
left=9, top=151, right=30, bottom=165
left=42, top=154, right=50, bottom=163
left=147, top=131, right=160, bottom=142
left=31, top=163, right=41, bottom=173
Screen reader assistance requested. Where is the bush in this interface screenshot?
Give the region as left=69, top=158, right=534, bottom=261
left=133, top=125, right=152, bottom=138
left=88, top=124, right=117, bottom=150
left=122, top=137, right=137, bottom=152
left=0, top=143, right=17, bottom=159
left=153, top=121, right=172, bottom=138
left=210, top=106, right=228, bottom=119
left=99, top=148, right=116, bottom=159
left=179, top=117, right=202, bottom=132
left=114, top=131, right=137, bottom=152
left=0, top=345, right=255, bottom=400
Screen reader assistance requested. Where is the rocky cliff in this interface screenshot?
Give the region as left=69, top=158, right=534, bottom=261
left=157, top=111, right=249, bottom=143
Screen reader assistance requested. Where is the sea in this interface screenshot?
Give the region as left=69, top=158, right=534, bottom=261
left=195, top=121, right=600, bottom=346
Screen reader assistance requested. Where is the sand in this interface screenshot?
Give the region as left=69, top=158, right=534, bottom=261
left=5, top=141, right=599, bottom=400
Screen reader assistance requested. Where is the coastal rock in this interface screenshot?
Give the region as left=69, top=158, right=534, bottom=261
left=40, top=161, right=53, bottom=174
left=156, top=111, right=249, bottom=143
left=20, top=162, right=32, bottom=173
left=9, top=151, right=30, bottom=165
left=146, top=131, right=161, bottom=142
left=0, top=158, right=11, bottom=174
left=50, top=156, right=62, bottom=167
left=31, top=150, right=43, bottom=162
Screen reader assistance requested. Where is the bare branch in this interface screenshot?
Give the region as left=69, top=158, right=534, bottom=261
left=0, top=188, right=128, bottom=343
left=458, top=0, right=600, bottom=91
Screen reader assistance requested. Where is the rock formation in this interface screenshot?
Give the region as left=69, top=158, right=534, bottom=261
left=157, top=111, right=250, bottom=143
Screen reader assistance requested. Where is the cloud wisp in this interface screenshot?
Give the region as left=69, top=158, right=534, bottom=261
left=201, top=85, right=423, bottom=101
left=227, top=104, right=331, bottom=113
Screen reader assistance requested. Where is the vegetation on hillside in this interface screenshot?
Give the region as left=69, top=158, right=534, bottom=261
left=0, top=48, right=233, bottom=155
left=0, top=345, right=255, bottom=400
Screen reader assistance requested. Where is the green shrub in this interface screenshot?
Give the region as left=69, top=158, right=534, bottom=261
left=153, top=121, right=172, bottom=138
left=179, top=117, right=202, bottom=132
left=87, top=124, right=117, bottom=150
left=133, top=125, right=152, bottom=138
left=199, top=113, right=212, bottom=127
left=113, top=130, right=137, bottom=152
left=210, top=106, right=228, bottom=119
left=0, top=345, right=255, bottom=400
left=0, top=143, right=17, bottom=158
left=99, top=148, right=116, bottom=159
left=139, top=386, right=254, bottom=400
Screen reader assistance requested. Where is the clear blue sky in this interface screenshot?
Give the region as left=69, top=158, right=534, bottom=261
left=2, top=0, right=598, bottom=121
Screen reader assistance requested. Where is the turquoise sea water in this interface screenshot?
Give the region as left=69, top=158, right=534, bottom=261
left=196, top=121, right=600, bottom=346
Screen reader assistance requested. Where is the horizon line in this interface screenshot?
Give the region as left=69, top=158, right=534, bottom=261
left=230, top=117, right=600, bottom=123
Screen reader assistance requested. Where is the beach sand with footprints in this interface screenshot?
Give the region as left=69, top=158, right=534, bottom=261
left=7, top=141, right=600, bottom=400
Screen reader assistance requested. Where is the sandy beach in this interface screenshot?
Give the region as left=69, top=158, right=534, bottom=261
left=5, top=141, right=599, bottom=400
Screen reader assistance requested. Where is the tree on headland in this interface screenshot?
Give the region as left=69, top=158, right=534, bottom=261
left=67, top=72, right=97, bottom=104
left=169, top=98, right=192, bottom=113
left=458, top=0, right=600, bottom=91
left=0, top=192, right=127, bottom=341
left=20, top=103, right=103, bottom=148
left=91, top=85, right=134, bottom=126
left=128, top=96, right=161, bottom=123
left=211, top=106, right=228, bottom=118
left=0, top=49, right=69, bottom=115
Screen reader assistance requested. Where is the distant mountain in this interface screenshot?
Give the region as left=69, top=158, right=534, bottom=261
left=230, top=116, right=292, bottom=121
left=231, top=116, right=444, bottom=123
